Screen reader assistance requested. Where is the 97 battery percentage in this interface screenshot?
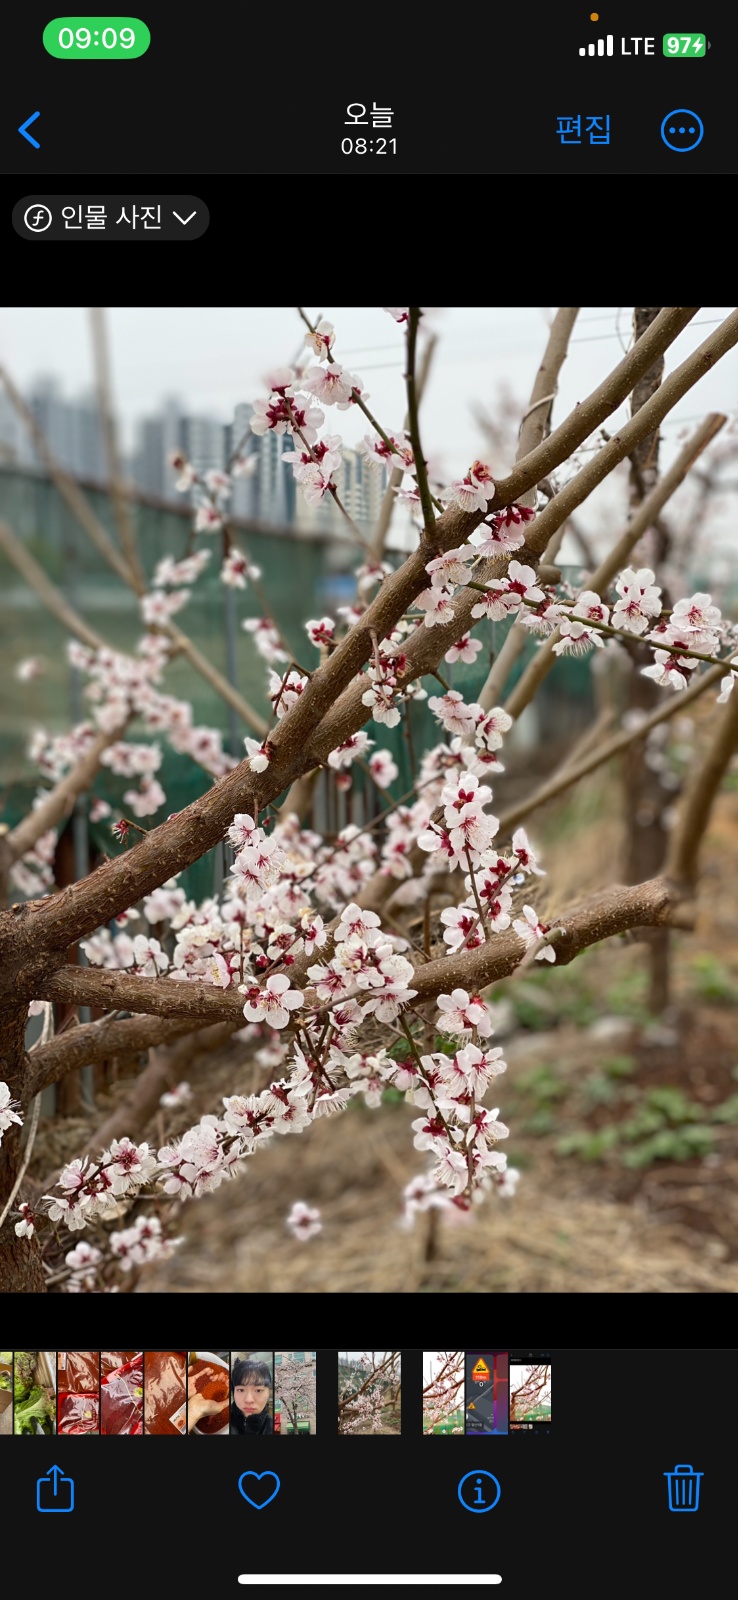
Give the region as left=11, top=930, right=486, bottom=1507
left=662, top=34, right=706, bottom=55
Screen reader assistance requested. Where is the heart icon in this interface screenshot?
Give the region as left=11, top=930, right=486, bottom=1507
left=238, top=1471, right=281, bottom=1509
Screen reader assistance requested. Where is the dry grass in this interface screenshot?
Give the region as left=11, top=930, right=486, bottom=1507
left=140, top=1089, right=738, bottom=1295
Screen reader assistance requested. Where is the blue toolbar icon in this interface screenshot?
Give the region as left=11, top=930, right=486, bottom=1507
left=664, top=1464, right=703, bottom=1511
left=238, top=1471, right=281, bottom=1509
left=661, top=110, right=703, bottom=150
left=37, top=1465, right=75, bottom=1512
left=19, top=112, right=41, bottom=148
left=458, top=1470, right=501, bottom=1513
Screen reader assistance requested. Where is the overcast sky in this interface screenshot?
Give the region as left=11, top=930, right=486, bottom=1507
left=2, top=308, right=736, bottom=485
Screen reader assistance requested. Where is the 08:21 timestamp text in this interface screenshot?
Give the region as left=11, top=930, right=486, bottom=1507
left=341, top=138, right=397, bottom=153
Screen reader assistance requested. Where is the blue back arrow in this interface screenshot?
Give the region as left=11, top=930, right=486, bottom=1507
left=19, top=112, right=41, bottom=148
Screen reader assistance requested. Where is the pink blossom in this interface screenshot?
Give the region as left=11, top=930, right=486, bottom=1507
left=132, top=935, right=169, bottom=976
left=160, top=1081, right=192, bottom=1109
left=244, top=738, right=272, bottom=773
left=415, top=587, right=457, bottom=628
left=242, top=616, right=289, bottom=663
left=552, top=616, right=606, bottom=656
left=511, top=827, right=545, bottom=876
left=443, top=474, right=492, bottom=514
left=327, top=731, right=373, bottom=770
left=432, top=1144, right=470, bottom=1197
left=572, top=589, right=610, bottom=625
left=369, top=749, right=399, bottom=788
left=475, top=706, right=513, bottom=751
left=228, top=813, right=257, bottom=848
left=445, top=634, right=483, bottom=666
left=269, top=669, right=307, bottom=717
left=302, top=364, right=363, bottom=408
left=306, top=616, right=336, bottom=649
left=304, top=319, right=335, bottom=358
left=361, top=682, right=401, bottom=727
left=141, top=589, right=191, bottom=626
left=611, top=566, right=662, bottom=635
left=300, top=463, right=334, bottom=504
left=204, top=469, right=231, bottom=499
left=360, top=430, right=415, bottom=475
left=355, top=560, right=393, bottom=594
left=123, top=777, right=165, bottom=818
left=424, top=547, right=474, bottom=591
left=512, top=904, right=557, bottom=962
left=65, top=1241, right=102, bottom=1270
left=241, top=973, right=304, bottom=1029
left=439, top=906, right=485, bottom=952
left=436, top=989, right=494, bottom=1037
left=154, top=551, right=211, bottom=588
left=334, top=902, right=382, bottom=945
left=671, top=592, right=722, bottom=637
left=15, top=656, right=45, bottom=682
left=472, top=561, right=545, bottom=622
left=286, top=1200, right=322, bottom=1240
left=194, top=504, right=224, bottom=535
left=429, top=690, right=479, bottom=738
left=641, top=649, right=699, bottom=691
left=221, top=551, right=261, bottom=589
left=717, top=658, right=738, bottom=703
left=0, top=1081, right=23, bottom=1142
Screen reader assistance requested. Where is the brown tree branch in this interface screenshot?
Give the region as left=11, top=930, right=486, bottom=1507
left=0, top=371, right=269, bottom=739
left=0, top=366, right=137, bottom=587
left=410, top=877, right=675, bottom=1004
left=405, top=309, right=436, bottom=537
left=25, top=1011, right=216, bottom=1098
left=3, top=723, right=128, bottom=866
left=371, top=333, right=436, bottom=561
left=0, top=518, right=106, bottom=651
left=165, top=620, right=269, bottom=738
left=666, top=680, right=738, bottom=888
left=89, top=306, right=146, bottom=593
left=496, top=660, right=725, bottom=836
left=504, top=411, right=728, bottom=719
left=25, top=966, right=248, bottom=1025
left=475, top=307, right=579, bottom=711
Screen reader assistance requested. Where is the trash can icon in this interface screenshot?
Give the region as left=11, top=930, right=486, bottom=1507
left=664, top=1464, right=703, bottom=1511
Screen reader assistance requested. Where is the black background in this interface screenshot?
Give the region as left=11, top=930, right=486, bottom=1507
left=0, top=1345, right=726, bottom=1596
left=1, top=5, right=732, bottom=174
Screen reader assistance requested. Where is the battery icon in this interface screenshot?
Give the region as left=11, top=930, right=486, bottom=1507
left=579, top=34, right=614, bottom=55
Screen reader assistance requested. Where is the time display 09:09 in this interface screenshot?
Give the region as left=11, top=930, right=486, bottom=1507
left=43, top=17, right=151, bottom=58
left=341, top=138, right=397, bottom=154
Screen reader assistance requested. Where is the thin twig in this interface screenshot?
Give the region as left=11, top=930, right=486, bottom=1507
left=405, top=308, right=437, bottom=538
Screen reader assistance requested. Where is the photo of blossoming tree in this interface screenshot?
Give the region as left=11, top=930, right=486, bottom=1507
left=423, top=1350, right=464, bottom=1432
left=1, top=305, right=738, bottom=1294
left=338, top=1351, right=401, bottom=1434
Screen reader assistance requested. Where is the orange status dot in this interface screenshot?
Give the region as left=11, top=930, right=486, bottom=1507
left=590, top=11, right=599, bottom=19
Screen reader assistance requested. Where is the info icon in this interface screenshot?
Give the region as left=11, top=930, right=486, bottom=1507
left=458, top=1470, right=501, bottom=1513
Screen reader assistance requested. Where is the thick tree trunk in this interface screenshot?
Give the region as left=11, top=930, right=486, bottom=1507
left=0, top=1208, right=46, bottom=1292
left=0, top=1001, right=46, bottom=1291
left=622, top=306, right=672, bottom=1013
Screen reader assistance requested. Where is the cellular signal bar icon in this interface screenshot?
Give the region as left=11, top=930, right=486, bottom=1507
left=580, top=35, right=613, bottom=55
